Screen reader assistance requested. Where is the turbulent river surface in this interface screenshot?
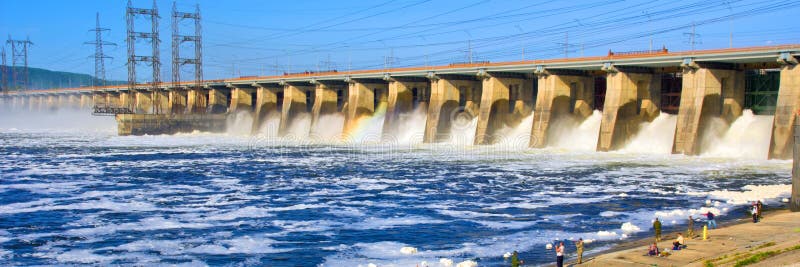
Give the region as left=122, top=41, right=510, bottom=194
left=0, top=110, right=792, bottom=266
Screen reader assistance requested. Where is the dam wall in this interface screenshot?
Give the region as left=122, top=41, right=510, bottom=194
left=3, top=45, right=799, bottom=160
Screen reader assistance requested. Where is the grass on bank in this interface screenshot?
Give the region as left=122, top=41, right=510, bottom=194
left=732, top=244, right=800, bottom=267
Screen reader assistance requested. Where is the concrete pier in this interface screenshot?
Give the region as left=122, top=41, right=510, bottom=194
left=278, top=83, right=314, bottom=136
left=344, top=80, right=388, bottom=135
left=672, top=63, right=744, bottom=156
left=424, top=75, right=482, bottom=143
left=80, top=94, right=93, bottom=109
left=116, top=113, right=227, bottom=136
left=530, top=70, right=594, bottom=148
left=134, top=91, right=153, bottom=113
left=474, top=73, right=533, bottom=145
left=107, top=92, right=121, bottom=108
left=207, top=88, right=229, bottom=114
left=770, top=58, right=800, bottom=159
left=187, top=88, right=207, bottom=113
left=383, top=77, right=430, bottom=140
left=251, top=84, right=282, bottom=134
left=311, top=81, right=347, bottom=136
left=120, top=92, right=134, bottom=110
left=597, top=67, right=660, bottom=151
left=93, top=93, right=107, bottom=107
left=228, top=86, right=255, bottom=113
left=169, top=89, right=188, bottom=114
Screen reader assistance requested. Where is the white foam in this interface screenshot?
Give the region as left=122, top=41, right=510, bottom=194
left=400, top=246, right=418, bottom=255
left=620, top=222, right=641, bottom=233
left=204, top=206, right=272, bottom=221
left=690, top=184, right=791, bottom=205
left=344, top=216, right=447, bottom=230
left=185, top=235, right=288, bottom=255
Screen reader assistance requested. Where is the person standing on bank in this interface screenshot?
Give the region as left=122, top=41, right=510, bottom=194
left=555, top=241, right=565, bottom=267
left=706, top=211, right=717, bottom=229
left=751, top=203, right=759, bottom=223
left=511, top=251, right=520, bottom=267
left=757, top=200, right=763, bottom=220
left=653, top=218, right=662, bottom=242
left=687, top=216, right=695, bottom=238
left=574, top=238, right=584, bottom=264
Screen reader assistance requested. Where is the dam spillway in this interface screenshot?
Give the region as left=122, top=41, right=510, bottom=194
left=2, top=45, right=800, bottom=159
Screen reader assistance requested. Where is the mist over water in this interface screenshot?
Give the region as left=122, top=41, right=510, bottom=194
left=620, top=113, right=678, bottom=154
left=0, top=108, right=792, bottom=266
left=549, top=110, right=603, bottom=151
left=494, top=114, right=534, bottom=149
left=703, top=110, right=774, bottom=159
left=311, top=114, right=345, bottom=142
left=389, top=106, right=427, bottom=145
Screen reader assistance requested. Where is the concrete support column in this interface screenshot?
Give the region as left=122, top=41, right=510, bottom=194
left=187, top=88, right=207, bottom=113
left=672, top=66, right=744, bottom=155
left=252, top=85, right=281, bottom=133
left=530, top=72, right=593, bottom=148
left=169, top=90, right=188, bottom=114
left=29, top=96, right=41, bottom=111
left=80, top=94, right=93, bottom=109
left=46, top=95, right=58, bottom=111
left=153, top=90, right=170, bottom=114
left=344, top=81, right=388, bottom=134
left=120, top=91, right=133, bottom=110
left=597, top=69, right=659, bottom=151
left=311, top=82, right=345, bottom=134
left=135, top=91, right=153, bottom=114
left=67, top=94, right=81, bottom=109
left=57, top=95, right=69, bottom=110
left=93, top=93, right=107, bottom=107
left=207, top=88, right=228, bottom=114
left=229, top=87, right=255, bottom=113
left=770, top=62, right=800, bottom=159
left=278, top=84, right=314, bottom=136
left=475, top=75, right=533, bottom=145
left=106, top=93, right=121, bottom=108
left=383, top=79, right=430, bottom=140
left=424, top=77, right=481, bottom=143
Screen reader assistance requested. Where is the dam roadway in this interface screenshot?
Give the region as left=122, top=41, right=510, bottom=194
left=2, top=45, right=800, bottom=163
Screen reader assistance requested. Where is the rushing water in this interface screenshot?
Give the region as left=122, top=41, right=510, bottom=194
left=0, top=109, right=792, bottom=266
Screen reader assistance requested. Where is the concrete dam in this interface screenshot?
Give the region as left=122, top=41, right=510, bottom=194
left=3, top=45, right=800, bottom=159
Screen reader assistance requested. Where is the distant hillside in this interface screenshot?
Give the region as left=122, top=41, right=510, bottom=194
left=0, top=65, right=126, bottom=90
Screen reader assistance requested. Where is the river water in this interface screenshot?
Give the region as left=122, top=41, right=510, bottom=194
left=0, top=110, right=792, bottom=266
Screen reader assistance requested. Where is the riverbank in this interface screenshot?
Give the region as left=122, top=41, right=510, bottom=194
left=574, top=209, right=800, bottom=266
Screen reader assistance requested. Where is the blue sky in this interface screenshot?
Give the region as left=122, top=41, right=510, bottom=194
left=1, top=0, right=798, bottom=84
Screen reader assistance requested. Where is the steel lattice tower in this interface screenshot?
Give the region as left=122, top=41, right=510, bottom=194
left=85, top=13, right=116, bottom=88
left=126, top=0, right=161, bottom=113
left=171, top=2, right=202, bottom=89
left=6, top=36, right=33, bottom=91
left=1, top=46, right=7, bottom=95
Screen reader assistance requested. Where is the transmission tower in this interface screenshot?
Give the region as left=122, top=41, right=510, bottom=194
left=6, top=36, right=33, bottom=91
left=171, top=1, right=202, bottom=89
left=1, top=46, right=7, bottom=95
left=126, top=0, right=161, bottom=113
left=85, top=12, right=116, bottom=88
